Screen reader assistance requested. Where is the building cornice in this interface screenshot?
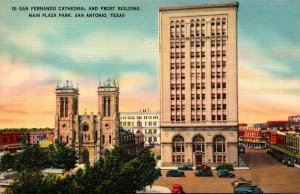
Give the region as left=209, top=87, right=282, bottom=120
left=159, top=2, right=239, bottom=12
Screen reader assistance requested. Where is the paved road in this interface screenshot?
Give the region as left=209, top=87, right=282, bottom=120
left=153, top=147, right=300, bottom=193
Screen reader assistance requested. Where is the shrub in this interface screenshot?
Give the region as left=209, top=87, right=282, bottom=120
left=216, top=163, right=234, bottom=171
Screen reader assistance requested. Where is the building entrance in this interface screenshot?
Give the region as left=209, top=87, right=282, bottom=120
left=83, top=150, right=89, bottom=163
left=195, top=154, right=203, bottom=166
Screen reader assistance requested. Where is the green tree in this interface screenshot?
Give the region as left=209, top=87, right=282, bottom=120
left=47, top=141, right=78, bottom=170
left=5, top=171, right=44, bottom=194
left=0, top=153, right=16, bottom=172
left=14, top=145, right=49, bottom=172
left=5, top=147, right=161, bottom=193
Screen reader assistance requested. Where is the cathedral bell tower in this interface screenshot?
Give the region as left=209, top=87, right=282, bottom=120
left=55, top=80, right=79, bottom=146
left=97, top=79, right=120, bottom=150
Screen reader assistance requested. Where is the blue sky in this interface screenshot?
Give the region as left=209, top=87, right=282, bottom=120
left=0, top=0, right=299, bottom=127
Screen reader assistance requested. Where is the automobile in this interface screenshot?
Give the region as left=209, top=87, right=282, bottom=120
left=172, top=184, right=185, bottom=194
left=194, top=169, right=213, bottom=177
left=166, top=170, right=185, bottom=177
left=234, top=184, right=263, bottom=194
left=177, top=165, right=193, bottom=171
left=276, top=155, right=284, bottom=162
left=215, top=163, right=234, bottom=171
left=231, top=177, right=252, bottom=188
left=266, top=150, right=273, bottom=155
left=281, top=157, right=288, bottom=165
left=239, top=145, right=245, bottom=154
left=217, top=170, right=235, bottom=178
left=286, top=160, right=295, bottom=167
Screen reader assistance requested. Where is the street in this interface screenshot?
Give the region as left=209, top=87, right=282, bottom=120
left=153, top=147, right=300, bottom=193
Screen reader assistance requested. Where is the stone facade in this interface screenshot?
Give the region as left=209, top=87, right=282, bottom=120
left=159, top=2, right=239, bottom=167
left=54, top=80, right=143, bottom=163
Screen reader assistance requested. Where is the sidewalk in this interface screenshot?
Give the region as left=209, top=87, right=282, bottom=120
left=137, top=186, right=171, bottom=193
left=156, top=160, right=250, bottom=170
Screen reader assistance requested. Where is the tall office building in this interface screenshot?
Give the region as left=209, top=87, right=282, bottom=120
left=159, top=2, right=239, bottom=166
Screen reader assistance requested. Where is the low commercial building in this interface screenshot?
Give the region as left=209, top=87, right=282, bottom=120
left=286, top=133, right=300, bottom=164
left=269, top=130, right=300, bottom=166
left=118, top=129, right=144, bottom=157
left=27, top=131, right=54, bottom=146
left=239, top=124, right=270, bottom=149
left=0, top=132, right=24, bottom=153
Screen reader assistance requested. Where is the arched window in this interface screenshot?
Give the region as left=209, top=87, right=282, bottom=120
left=66, top=135, right=69, bottom=143
left=195, top=19, right=200, bottom=26
left=73, top=131, right=76, bottom=142
left=172, top=135, right=184, bottom=163
left=60, top=97, right=64, bottom=116
left=222, top=18, right=226, bottom=25
left=60, top=135, right=62, bottom=142
left=65, top=98, right=68, bottom=117
left=211, top=18, right=215, bottom=26
left=102, top=97, right=106, bottom=116
left=108, top=97, right=111, bottom=117
left=109, top=135, right=112, bottom=144
left=102, top=135, right=105, bottom=144
left=213, top=135, right=226, bottom=163
left=193, top=135, right=205, bottom=152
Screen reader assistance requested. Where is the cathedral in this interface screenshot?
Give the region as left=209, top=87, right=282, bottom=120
left=54, top=79, right=143, bottom=163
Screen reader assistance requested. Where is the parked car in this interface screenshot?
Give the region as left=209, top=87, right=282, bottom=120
left=215, top=163, right=234, bottom=171
left=166, top=170, right=185, bottom=177
left=172, top=184, right=185, bottom=194
left=217, top=170, right=235, bottom=178
left=234, top=184, right=263, bottom=194
left=231, top=177, right=252, bottom=188
left=276, top=155, right=284, bottom=162
left=195, top=169, right=213, bottom=177
left=177, top=165, right=193, bottom=171
left=286, top=160, right=295, bottom=167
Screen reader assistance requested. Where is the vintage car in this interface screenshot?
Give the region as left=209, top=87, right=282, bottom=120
left=166, top=170, right=185, bottom=177
left=217, top=170, right=235, bottom=178
left=234, top=184, right=263, bottom=194
left=171, top=184, right=184, bottom=194
left=231, top=177, right=252, bottom=188
left=177, top=165, right=193, bottom=171
left=194, top=169, right=213, bottom=177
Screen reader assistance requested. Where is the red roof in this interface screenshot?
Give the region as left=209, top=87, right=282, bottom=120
left=266, top=121, right=289, bottom=125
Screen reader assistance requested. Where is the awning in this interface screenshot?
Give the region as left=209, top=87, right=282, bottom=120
left=269, top=144, right=300, bottom=159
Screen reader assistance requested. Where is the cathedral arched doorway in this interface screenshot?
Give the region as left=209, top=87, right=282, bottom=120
left=82, top=150, right=89, bottom=163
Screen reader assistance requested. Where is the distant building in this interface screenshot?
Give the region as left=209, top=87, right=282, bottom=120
left=120, top=109, right=160, bottom=145
left=239, top=123, right=270, bottom=149
left=288, top=115, right=300, bottom=130
left=54, top=80, right=144, bottom=163
left=269, top=130, right=300, bottom=166
left=27, top=131, right=54, bottom=146
left=266, top=121, right=290, bottom=130
left=0, top=132, right=24, bottom=153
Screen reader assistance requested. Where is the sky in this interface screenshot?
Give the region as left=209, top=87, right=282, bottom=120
left=0, top=0, right=299, bottom=128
